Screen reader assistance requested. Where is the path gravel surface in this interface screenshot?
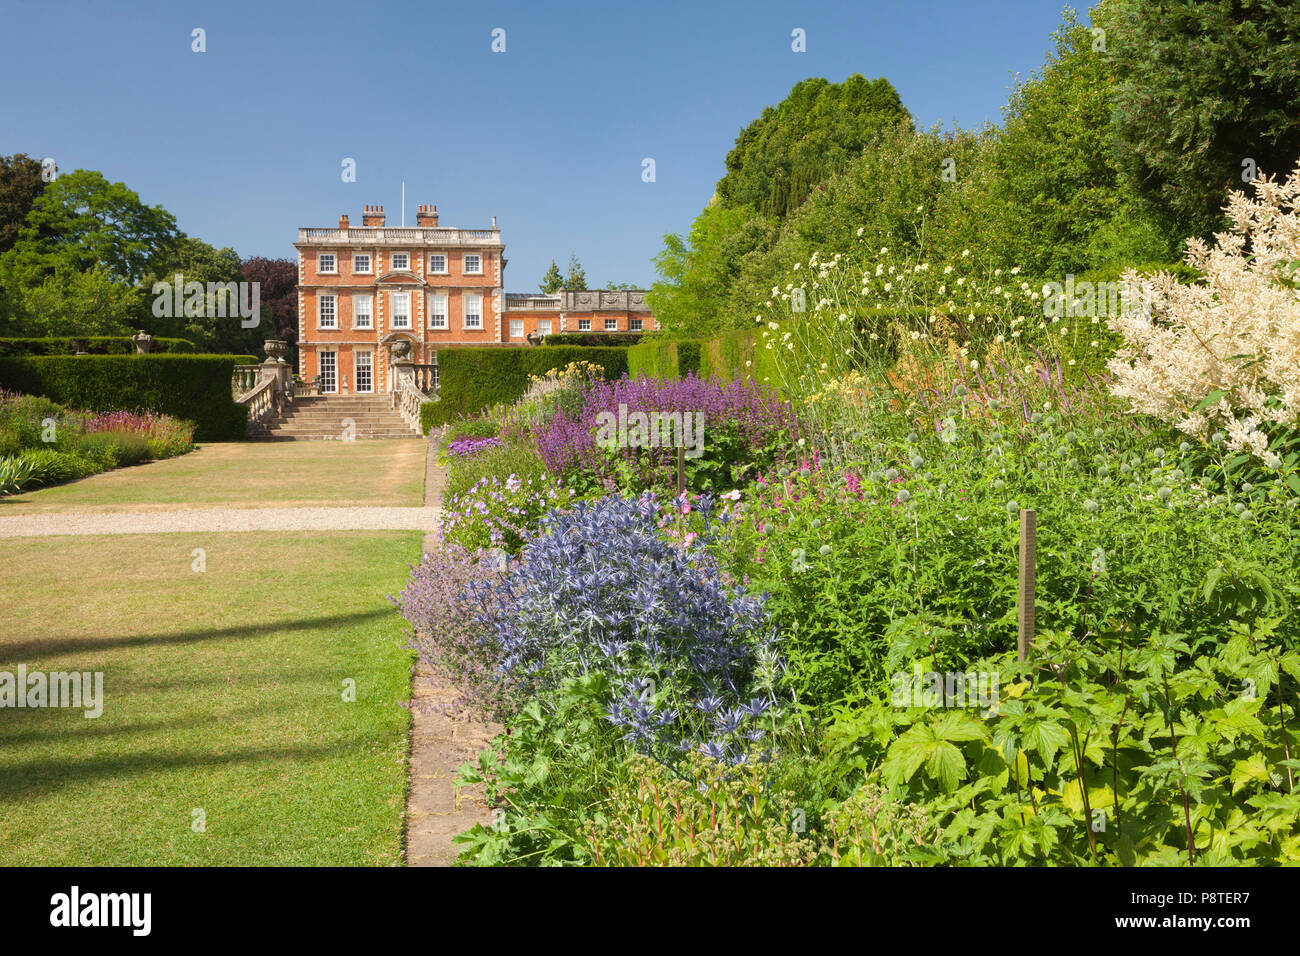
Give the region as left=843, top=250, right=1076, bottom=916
left=0, top=506, right=442, bottom=537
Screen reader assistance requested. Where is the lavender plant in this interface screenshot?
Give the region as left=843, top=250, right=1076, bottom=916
left=391, top=543, right=515, bottom=721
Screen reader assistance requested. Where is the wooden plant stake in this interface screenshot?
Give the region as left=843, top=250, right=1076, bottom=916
left=1018, top=508, right=1037, bottom=662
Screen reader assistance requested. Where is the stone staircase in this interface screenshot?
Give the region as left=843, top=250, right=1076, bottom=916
left=251, top=395, right=421, bottom=441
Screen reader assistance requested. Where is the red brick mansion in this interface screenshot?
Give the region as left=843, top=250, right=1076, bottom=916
left=293, top=204, right=656, bottom=394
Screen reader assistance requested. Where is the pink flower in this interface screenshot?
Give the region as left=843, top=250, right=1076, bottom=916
left=684, top=532, right=698, bottom=547
left=722, top=489, right=741, bottom=501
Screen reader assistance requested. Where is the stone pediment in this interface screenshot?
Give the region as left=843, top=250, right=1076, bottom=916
left=375, top=271, right=423, bottom=284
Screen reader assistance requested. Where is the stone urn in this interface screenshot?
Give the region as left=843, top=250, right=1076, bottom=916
left=390, top=339, right=412, bottom=361
left=132, top=331, right=154, bottom=354
left=70, top=339, right=89, bottom=355
left=264, top=338, right=288, bottom=364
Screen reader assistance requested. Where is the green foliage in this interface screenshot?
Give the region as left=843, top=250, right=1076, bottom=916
left=444, top=435, right=549, bottom=504
left=539, top=332, right=644, bottom=347
left=423, top=346, right=628, bottom=428
left=0, top=168, right=180, bottom=287
left=16, top=447, right=96, bottom=485
left=718, top=75, right=912, bottom=219
left=0, top=354, right=254, bottom=442
left=455, top=674, right=626, bottom=865
left=0, top=153, right=47, bottom=255
left=586, top=753, right=813, bottom=866
left=0, top=454, right=37, bottom=494
left=626, top=338, right=680, bottom=379
left=1099, top=0, right=1300, bottom=239
left=626, top=338, right=704, bottom=379
left=943, top=10, right=1176, bottom=277
left=564, top=253, right=587, bottom=291
left=647, top=201, right=778, bottom=335
left=823, top=618, right=1300, bottom=865
left=140, top=236, right=264, bottom=355
left=540, top=259, right=563, bottom=294
left=7, top=263, right=142, bottom=337
left=74, top=430, right=152, bottom=468
left=0, top=335, right=194, bottom=355
left=720, top=411, right=1300, bottom=712
left=445, top=417, right=499, bottom=442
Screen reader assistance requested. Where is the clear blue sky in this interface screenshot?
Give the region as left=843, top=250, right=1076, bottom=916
left=0, top=0, right=1084, bottom=291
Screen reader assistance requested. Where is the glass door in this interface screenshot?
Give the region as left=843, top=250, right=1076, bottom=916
left=319, top=350, right=337, bottom=393
left=354, top=350, right=373, bottom=393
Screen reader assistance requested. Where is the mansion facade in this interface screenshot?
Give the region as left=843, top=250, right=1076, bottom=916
left=294, top=203, right=655, bottom=394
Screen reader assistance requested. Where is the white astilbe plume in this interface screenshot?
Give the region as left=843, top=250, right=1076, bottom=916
left=1106, top=160, right=1300, bottom=466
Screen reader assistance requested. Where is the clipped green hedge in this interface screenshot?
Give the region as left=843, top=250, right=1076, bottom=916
left=627, top=338, right=705, bottom=379
left=0, top=354, right=255, bottom=442
left=0, top=336, right=196, bottom=356
left=422, top=346, right=629, bottom=431
left=540, top=332, right=644, bottom=347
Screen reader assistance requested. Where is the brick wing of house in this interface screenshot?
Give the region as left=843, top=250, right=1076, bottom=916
left=294, top=204, right=656, bottom=394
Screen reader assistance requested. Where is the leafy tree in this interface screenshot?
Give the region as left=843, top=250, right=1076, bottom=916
left=648, top=200, right=776, bottom=335
left=11, top=263, right=140, bottom=337
left=564, top=253, right=587, bottom=290
left=242, top=256, right=299, bottom=346
left=140, top=237, right=258, bottom=354
left=540, top=259, right=564, bottom=293
left=0, top=169, right=180, bottom=287
left=0, top=153, right=47, bottom=255
left=604, top=281, right=637, bottom=290
left=1098, top=0, right=1300, bottom=238
left=718, top=75, right=912, bottom=219
left=941, top=7, right=1176, bottom=277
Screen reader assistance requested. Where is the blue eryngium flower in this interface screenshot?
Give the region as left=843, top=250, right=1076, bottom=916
left=471, top=493, right=783, bottom=764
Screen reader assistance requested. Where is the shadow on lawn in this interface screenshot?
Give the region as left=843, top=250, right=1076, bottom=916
left=0, top=734, right=396, bottom=804
left=2, top=608, right=395, bottom=660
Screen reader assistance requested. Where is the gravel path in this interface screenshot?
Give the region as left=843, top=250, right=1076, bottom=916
left=0, top=506, right=442, bottom=537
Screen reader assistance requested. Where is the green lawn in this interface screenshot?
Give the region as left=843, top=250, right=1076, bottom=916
left=0, top=439, right=427, bottom=513
left=0, top=530, right=421, bottom=866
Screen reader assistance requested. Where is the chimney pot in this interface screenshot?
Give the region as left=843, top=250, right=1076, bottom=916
left=362, top=204, right=386, bottom=227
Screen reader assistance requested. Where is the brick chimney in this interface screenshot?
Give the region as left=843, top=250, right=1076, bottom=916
left=362, top=204, right=385, bottom=227
left=339, top=214, right=350, bottom=229
left=416, top=204, right=439, bottom=227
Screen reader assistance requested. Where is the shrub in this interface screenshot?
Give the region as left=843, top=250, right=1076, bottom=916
left=0, top=354, right=253, bottom=442
left=816, top=783, right=938, bottom=866
left=1107, top=162, right=1300, bottom=465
